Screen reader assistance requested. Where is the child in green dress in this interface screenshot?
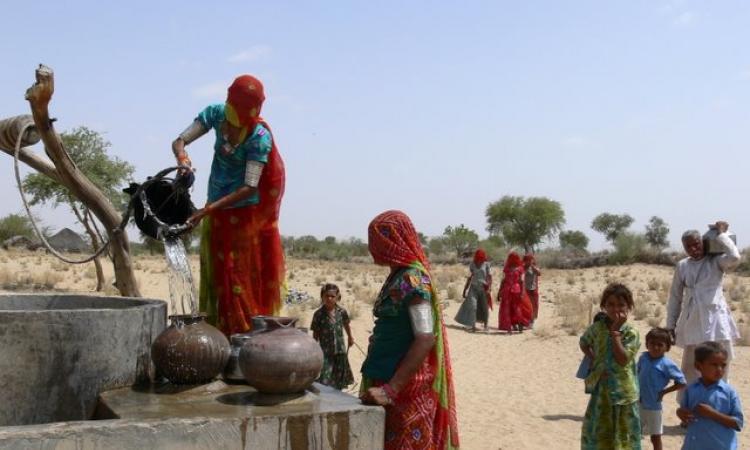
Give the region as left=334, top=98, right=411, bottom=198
left=579, top=283, right=642, bottom=450
left=310, top=283, right=355, bottom=389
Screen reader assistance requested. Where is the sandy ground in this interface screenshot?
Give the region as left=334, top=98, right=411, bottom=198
left=1, top=251, right=749, bottom=449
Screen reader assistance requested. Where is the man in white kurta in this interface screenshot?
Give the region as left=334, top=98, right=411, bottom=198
left=666, top=223, right=740, bottom=399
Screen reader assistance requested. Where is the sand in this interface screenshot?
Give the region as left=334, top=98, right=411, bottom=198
left=1, top=251, right=748, bottom=449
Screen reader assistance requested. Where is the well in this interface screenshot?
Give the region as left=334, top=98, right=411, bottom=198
left=0, top=294, right=166, bottom=426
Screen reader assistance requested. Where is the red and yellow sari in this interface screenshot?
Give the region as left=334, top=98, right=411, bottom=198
left=199, top=75, right=285, bottom=335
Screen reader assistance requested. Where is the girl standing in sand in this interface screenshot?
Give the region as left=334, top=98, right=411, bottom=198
left=579, top=283, right=641, bottom=450
left=454, top=249, right=492, bottom=332
left=310, top=283, right=355, bottom=390
left=498, top=252, right=533, bottom=333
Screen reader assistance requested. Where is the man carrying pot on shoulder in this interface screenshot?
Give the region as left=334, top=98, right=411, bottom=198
left=666, top=221, right=741, bottom=396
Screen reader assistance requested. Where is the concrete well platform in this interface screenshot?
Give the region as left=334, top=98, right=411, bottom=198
left=0, top=381, right=384, bottom=450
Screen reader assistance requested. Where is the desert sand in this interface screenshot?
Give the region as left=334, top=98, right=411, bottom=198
left=1, top=251, right=748, bottom=450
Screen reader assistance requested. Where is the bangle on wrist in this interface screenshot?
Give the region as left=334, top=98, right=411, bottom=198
left=382, top=383, right=398, bottom=403
left=609, top=330, right=622, bottom=338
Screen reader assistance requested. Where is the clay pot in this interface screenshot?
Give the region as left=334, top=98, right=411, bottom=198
left=151, top=314, right=230, bottom=384
left=238, top=316, right=323, bottom=394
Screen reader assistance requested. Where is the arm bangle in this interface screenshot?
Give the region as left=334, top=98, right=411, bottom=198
left=382, top=383, right=398, bottom=403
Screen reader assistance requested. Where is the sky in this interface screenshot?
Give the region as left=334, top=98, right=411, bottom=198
left=0, top=0, right=748, bottom=251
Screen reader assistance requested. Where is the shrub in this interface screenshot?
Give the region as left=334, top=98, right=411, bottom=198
left=609, top=232, right=648, bottom=265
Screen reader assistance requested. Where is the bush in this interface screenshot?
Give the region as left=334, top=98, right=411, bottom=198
left=609, top=232, right=648, bottom=265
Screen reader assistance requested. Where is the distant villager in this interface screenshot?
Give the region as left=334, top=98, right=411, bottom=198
left=666, top=221, right=740, bottom=398
left=523, top=253, right=541, bottom=327
left=310, top=283, right=355, bottom=390
left=497, top=252, right=533, bottom=333
left=171, top=74, right=285, bottom=335
left=360, top=210, right=459, bottom=449
left=454, top=249, right=492, bottom=332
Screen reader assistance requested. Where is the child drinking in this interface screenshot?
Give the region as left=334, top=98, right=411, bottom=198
left=580, top=283, right=641, bottom=450
left=637, top=328, right=686, bottom=450
left=677, top=341, right=743, bottom=450
left=310, top=283, right=355, bottom=390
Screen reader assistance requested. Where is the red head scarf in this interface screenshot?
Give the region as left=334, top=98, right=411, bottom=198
left=523, top=253, right=535, bottom=265
left=473, top=249, right=488, bottom=265
left=367, top=210, right=429, bottom=269
left=226, top=75, right=265, bottom=127
left=504, top=251, right=523, bottom=273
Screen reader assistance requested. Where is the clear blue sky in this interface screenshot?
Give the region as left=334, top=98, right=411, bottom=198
left=1, top=1, right=748, bottom=250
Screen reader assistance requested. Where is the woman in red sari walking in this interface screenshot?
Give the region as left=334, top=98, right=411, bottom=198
left=498, top=252, right=533, bottom=333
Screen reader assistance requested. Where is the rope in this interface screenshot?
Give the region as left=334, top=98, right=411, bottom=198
left=13, top=121, right=111, bottom=264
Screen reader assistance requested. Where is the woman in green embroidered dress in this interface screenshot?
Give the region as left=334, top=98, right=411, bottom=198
left=579, top=283, right=641, bottom=450
left=310, top=283, right=354, bottom=389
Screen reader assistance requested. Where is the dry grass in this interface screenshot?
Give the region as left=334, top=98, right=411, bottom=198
left=558, top=293, right=594, bottom=336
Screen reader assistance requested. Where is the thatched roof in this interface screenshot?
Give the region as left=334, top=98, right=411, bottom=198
left=47, top=228, right=89, bottom=253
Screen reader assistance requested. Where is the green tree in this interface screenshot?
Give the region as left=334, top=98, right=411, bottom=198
left=610, top=232, right=648, bottom=264
left=22, top=127, right=134, bottom=291
left=427, top=236, right=446, bottom=257
left=485, top=196, right=565, bottom=252
left=644, top=216, right=670, bottom=250
left=0, top=213, right=35, bottom=242
left=559, top=230, right=589, bottom=252
left=591, top=213, right=634, bottom=244
left=443, top=224, right=479, bottom=258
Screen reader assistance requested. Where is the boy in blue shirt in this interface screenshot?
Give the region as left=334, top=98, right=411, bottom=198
left=637, top=327, right=686, bottom=450
left=678, top=341, right=743, bottom=450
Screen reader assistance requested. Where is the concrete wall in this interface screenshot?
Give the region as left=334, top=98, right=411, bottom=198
left=0, top=409, right=385, bottom=450
left=0, top=295, right=167, bottom=426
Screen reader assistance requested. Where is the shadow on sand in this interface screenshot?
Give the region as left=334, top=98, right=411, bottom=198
left=542, top=414, right=584, bottom=423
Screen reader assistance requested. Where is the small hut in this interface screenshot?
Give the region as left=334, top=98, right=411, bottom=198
left=47, top=228, right=89, bottom=253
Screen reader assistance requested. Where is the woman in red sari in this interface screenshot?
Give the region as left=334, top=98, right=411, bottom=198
left=498, top=252, right=533, bottom=333
left=360, top=210, right=459, bottom=449
left=172, top=75, right=285, bottom=335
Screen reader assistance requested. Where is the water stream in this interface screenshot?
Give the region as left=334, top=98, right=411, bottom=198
left=162, top=236, right=198, bottom=315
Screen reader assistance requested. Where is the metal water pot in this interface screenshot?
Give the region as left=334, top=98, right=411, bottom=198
left=223, top=317, right=269, bottom=382
left=238, top=316, right=323, bottom=394
left=702, top=225, right=737, bottom=255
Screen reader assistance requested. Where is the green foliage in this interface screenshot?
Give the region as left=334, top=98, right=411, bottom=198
left=591, top=212, right=634, bottom=244
left=644, top=216, right=670, bottom=249
left=610, top=232, right=648, bottom=264
left=22, top=127, right=135, bottom=212
left=427, top=236, right=446, bottom=257
left=485, top=195, right=565, bottom=252
left=0, top=213, right=35, bottom=241
left=282, top=235, right=369, bottom=260
left=478, top=235, right=506, bottom=262
left=559, top=230, right=590, bottom=252
left=442, top=224, right=479, bottom=258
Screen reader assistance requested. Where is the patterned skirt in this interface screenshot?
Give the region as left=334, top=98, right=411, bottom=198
left=581, top=384, right=641, bottom=450
left=362, top=357, right=459, bottom=450
left=317, top=353, right=354, bottom=390
left=199, top=205, right=285, bottom=335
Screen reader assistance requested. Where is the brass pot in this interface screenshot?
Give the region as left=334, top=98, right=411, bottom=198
left=238, top=316, right=323, bottom=394
left=151, top=314, right=230, bottom=384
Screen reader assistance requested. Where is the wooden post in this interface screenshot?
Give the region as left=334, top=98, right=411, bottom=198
left=11, top=65, right=142, bottom=297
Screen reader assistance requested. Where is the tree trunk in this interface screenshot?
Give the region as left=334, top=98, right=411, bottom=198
left=71, top=204, right=105, bottom=292
left=16, top=65, right=140, bottom=297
